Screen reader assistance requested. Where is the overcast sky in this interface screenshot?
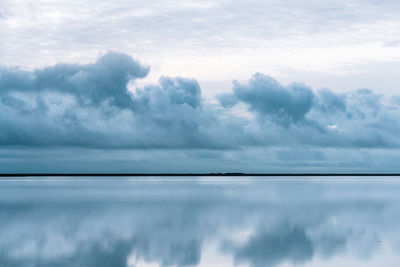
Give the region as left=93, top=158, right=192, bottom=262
left=1, top=0, right=400, bottom=173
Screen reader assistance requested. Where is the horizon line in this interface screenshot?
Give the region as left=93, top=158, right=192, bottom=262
left=1, top=173, right=400, bottom=177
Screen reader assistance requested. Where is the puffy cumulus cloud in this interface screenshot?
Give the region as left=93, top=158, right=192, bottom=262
left=0, top=52, right=226, bottom=148
left=0, top=52, right=149, bottom=109
left=218, top=73, right=400, bottom=148
left=313, top=88, right=346, bottom=114
left=158, top=76, right=201, bottom=108
left=218, top=73, right=314, bottom=125
left=1, top=52, right=400, bottom=150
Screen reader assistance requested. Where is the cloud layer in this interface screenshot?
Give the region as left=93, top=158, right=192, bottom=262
left=0, top=52, right=400, bottom=150
left=2, top=0, right=400, bottom=87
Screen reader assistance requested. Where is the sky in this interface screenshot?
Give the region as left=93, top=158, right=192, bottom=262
left=0, top=0, right=400, bottom=173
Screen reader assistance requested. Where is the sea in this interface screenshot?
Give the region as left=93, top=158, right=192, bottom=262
left=1, top=176, right=400, bottom=267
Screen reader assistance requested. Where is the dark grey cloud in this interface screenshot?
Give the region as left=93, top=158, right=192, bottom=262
left=218, top=73, right=400, bottom=148
left=0, top=52, right=400, bottom=150
left=218, top=73, right=314, bottom=125
left=314, top=88, right=346, bottom=114
left=0, top=52, right=149, bottom=109
left=0, top=52, right=222, bottom=148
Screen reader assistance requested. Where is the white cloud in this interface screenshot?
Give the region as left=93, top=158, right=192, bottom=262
left=1, top=0, right=400, bottom=92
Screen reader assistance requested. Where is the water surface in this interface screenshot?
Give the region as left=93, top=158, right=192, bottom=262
left=1, top=176, right=400, bottom=267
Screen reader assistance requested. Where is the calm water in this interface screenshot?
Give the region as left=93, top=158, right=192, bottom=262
left=1, top=177, right=400, bottom=267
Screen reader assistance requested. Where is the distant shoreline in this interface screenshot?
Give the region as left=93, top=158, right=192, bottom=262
left=1, top=173, right=400, bottom=177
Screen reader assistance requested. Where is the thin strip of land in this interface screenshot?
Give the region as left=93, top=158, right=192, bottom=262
left=0, top=173, right=399, bottom=177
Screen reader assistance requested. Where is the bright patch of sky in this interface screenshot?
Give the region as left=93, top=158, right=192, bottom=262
left=1, top=0, right=400, bottom=97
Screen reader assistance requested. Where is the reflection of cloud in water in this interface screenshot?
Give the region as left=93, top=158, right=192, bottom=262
left=232, top=224, right=314, bottom=267
left=0, top=178, right=400, bottom=267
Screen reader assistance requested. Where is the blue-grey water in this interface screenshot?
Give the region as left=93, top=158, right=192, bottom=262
left=1, top=177, right=400, bottom=267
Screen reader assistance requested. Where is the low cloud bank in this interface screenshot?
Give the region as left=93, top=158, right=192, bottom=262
left=1, top=52, right=399, bottom=149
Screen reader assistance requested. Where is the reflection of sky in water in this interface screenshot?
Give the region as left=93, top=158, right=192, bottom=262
left=1, top=177, right=400, bottom=267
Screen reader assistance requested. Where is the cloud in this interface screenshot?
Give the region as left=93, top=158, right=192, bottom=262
left=218, top=73, right=400, bottom=148
left=0, top=52, right=221, bottom=148
left=0, top=52, right=400, bottom=151
left=3, top=0, right=400, bottom=75
left=0, top=51, right=149, bottom=109
left=218, top=73, right=314, bottom=125
left=232, top=224, right=314, bottom=267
